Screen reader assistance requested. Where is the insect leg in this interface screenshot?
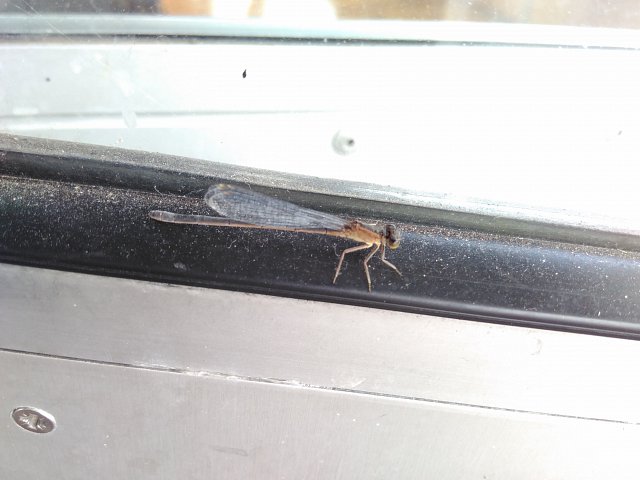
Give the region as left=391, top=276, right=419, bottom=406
left=380, top=244, right=402, bottom=277
left=362, top=243, right=381, bottom=292
left=333, top=243, right=373, bottom=285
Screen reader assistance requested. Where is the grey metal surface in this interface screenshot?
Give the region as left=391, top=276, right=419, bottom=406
left=2, top=349, right=640, bottom=479
left=2, top=263, right=640, bottom=425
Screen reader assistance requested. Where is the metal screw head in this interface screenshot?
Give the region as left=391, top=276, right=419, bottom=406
left=11, top=407, right=56, bottom=434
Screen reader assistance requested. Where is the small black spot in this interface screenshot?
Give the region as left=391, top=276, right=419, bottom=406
left=346, top=138, right=355, bottom=147
left=618, top=130, right=623, bottom=136
left=45, top=77, right=50, bottom=82
left=242, top=69, right=247, bottom=78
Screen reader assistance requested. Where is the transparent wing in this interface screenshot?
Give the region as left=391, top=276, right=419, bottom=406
left=204, top=184, right=349, bottom=231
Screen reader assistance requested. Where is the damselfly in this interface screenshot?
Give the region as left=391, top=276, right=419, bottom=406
left=149, top=184, right=402, bottom=291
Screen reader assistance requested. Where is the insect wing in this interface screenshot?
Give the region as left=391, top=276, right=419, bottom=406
left=205, top=184, right=349, bottom=230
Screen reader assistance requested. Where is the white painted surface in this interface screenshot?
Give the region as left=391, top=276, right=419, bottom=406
left=1, top=40, right=639, bottom=230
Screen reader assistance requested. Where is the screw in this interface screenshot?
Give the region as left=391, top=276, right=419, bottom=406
left=11, top=407, right=56, bottom=434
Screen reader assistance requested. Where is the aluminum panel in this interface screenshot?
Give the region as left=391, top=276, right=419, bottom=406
left=2, top=263, right=640, bottom=423
left=1, top=350, right=638, bottom=479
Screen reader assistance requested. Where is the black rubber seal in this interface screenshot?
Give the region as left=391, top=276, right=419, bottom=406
left=1, top=136, right=639, bottom=339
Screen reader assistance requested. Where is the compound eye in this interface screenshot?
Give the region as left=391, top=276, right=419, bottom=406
left=385, top=225, right=400, bottom=249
